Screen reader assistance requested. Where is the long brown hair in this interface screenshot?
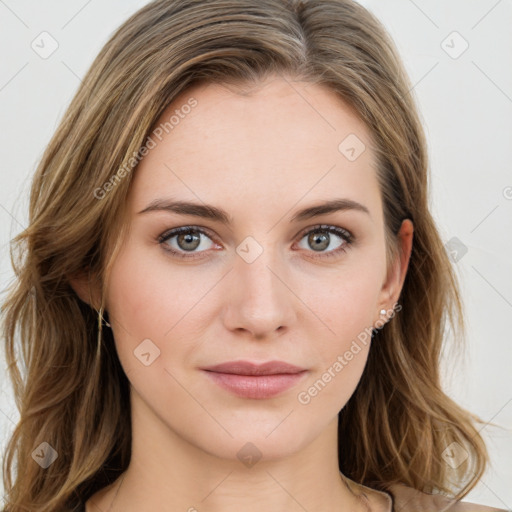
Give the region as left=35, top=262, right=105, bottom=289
left=1, top=0, right=493, bottom=509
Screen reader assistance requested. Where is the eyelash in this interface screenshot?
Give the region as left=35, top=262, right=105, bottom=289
left=157, top=224, right=354, bottom=261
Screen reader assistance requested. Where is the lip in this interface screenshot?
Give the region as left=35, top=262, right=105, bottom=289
left=201, top=360, right=308, bottom=399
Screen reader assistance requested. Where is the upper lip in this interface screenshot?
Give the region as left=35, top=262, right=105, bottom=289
left=201, top=360, right=307, bottom=376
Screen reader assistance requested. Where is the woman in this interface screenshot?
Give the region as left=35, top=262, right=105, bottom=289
left=1, top=0, right=507, bottom=511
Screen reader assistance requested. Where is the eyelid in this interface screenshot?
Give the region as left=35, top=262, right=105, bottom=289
left=295, top=223, right=353, bottom=243
left=157, top=224, right=217, bottom=244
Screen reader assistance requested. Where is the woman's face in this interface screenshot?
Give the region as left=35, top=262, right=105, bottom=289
left=100, top=76, right=411, bottom=461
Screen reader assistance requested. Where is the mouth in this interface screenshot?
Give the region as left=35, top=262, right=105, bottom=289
left=200, top=360, right=309, bottom=399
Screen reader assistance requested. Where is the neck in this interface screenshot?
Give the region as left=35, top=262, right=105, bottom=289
left=87, top=390, right=372, bottom=512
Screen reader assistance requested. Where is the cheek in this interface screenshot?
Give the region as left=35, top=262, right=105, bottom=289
left=106, top=247, right=167, bottom=340
left=297, top=261, right=383, bottom=404
left=296, top=309, right=375, bottom=415
left=106, top=240, right=198, bottom=335
left=310, top=266, right=383, bottom=347
left=104, top=242, right=220, bottom=374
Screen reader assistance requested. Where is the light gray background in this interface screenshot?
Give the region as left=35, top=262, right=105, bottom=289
left=0, top=0, right=511, bottom=508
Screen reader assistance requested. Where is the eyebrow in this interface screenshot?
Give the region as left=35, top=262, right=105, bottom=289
left=137, top=197, right=370, bottom=224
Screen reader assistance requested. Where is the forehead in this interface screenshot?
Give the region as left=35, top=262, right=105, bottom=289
left=129, top=76, right=380, bottom=216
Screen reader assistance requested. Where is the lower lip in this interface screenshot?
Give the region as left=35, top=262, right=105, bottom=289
left=202, top=371, right=308, bottom=399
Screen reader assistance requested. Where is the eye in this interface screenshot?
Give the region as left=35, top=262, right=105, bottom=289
left=157, top=224, right=354, bottom=261
left=158, top=226, right=219, bottom=260
left=294, top=224, right=353, bottom=259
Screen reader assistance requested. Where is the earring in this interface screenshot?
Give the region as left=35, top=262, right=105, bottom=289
left=95, top=307, right=110, bottom=361
left=380, top=309, right=387, bottom=315
left=98, top=307, right=111, bottom=328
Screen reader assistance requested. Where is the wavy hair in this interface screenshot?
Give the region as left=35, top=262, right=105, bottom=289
left=1, top=0, right=493, bottom=509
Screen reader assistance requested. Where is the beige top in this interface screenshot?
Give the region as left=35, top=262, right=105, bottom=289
left=80, top=474, right=509, bottom=511
left=344, top=476, right=509, bottom=512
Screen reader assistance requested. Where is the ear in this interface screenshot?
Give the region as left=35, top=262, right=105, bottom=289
left=67, top=268, right=102, bottom=310
left=379, top=219, right=414, bottom=310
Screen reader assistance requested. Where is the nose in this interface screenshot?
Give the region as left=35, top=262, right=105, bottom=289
left=220, top=247, right=297, bottom=340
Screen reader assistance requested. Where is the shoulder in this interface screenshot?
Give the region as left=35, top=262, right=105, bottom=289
left=388, top=483, right=509, bottom=512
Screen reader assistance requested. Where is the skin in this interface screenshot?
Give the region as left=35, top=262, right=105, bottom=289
left=72, top=75, right=413, bottom=512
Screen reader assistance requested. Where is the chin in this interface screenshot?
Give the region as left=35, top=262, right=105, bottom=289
left=185, top=416, right=320, bottom=463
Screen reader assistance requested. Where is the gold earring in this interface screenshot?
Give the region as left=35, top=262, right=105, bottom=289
left=96, top=307, right=110, bottom=361
left=98, top=307, right=111, bottom=328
